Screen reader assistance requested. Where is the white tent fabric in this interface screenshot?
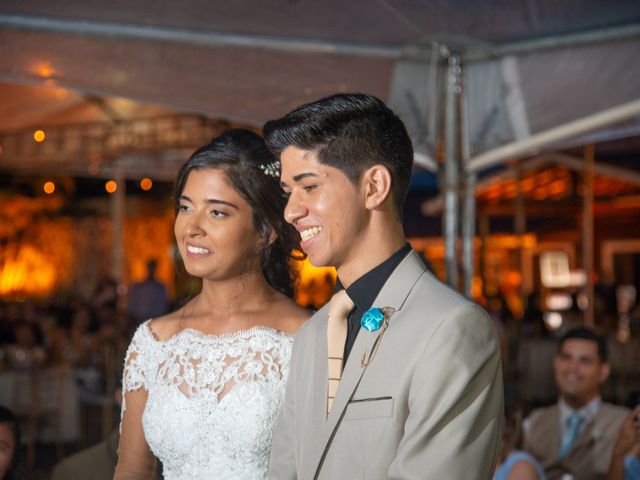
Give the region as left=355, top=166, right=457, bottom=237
left=0, top=0, right=639, bottom=168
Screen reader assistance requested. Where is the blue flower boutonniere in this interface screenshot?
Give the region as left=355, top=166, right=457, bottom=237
left=360, top=306, right=396, bottom=368
left=361, top=307, right=385, bottom=332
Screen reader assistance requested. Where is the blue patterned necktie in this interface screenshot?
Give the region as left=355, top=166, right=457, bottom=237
left=559, top=413, right=584, bottom=459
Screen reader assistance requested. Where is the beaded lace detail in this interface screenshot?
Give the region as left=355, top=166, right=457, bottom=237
left=121, top=320, right=293, bottom=480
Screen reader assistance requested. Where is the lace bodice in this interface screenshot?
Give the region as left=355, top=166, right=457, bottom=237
left=121, top=320, right=294, bottom=480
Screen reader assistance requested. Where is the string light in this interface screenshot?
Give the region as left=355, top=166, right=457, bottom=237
left=43, top=181, right=55, bottom=194
left=140, top=178, right=153, bottom=191
left=105, top=180, right=117, bottom=193
left=34, top=60, right=55, bottom=78
left=34, top=130, right=46, bottom=142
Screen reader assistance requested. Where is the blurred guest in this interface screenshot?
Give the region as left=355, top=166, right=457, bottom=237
left=5, top=323, right=45, bottom=370
left=494, top=409, right=545, bottom=480
left=94, top=275, right=119, bottom=310
left=0, top=406, right=20, bottom=480
left=522, top=291, right=549, bottom=338
left=0, top=303, right=21, bottom=346
left=126, top=260, right=170, bottom=324
left=68, top=306, right=97, bottom=368
left=39, top=311, right=69, bottom=367
left=607, top=405, right=640, bottom=480
left=524, top=327, right=628, bottom=480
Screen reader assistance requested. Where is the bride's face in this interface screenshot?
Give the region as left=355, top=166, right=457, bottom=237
left=174, top=168, right=262, bottom=281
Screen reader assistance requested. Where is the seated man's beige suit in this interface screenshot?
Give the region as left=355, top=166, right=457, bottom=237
left=524, top=402, right=628, bottom=480
left=268, top=250, right=503, bottom=480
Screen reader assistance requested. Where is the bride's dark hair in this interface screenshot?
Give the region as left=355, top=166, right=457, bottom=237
left=174, top=129, right=301, bottom=298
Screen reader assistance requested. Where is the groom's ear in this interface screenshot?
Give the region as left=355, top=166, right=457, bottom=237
left=362, top=165, right=392, bottom=211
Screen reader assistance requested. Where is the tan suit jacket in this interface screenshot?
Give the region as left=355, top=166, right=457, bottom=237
left=524, top=402, right=628, bottom=480
left=52, top=429, right=119, bottom=480
left=53, top=429, right=164, bottom=480
left=268, top=250, right=503, bottom=479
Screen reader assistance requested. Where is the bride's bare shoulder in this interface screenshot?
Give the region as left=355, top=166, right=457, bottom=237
left=272, top=296, right=312, bottom=334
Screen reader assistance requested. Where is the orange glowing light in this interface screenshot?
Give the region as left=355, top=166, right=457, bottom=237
left=0, top=245, right=57, bottom=297
left=504, top=270, right=522, bottom=287
left=105, top=180, right=118, bottom=193
left=34, top=61, right=56, bottom=78
left=533, top=188, right=547, bottom=200
left=54, top=88, right=68, bottom=99
left=43, top=181, right=55, bottom=194
left=292, top=255, right=336, bottom=308
left=140, top=178, right=153, bottom=191
left=521, top=178, right=535, bottom=192
left=34, top=130, right=46, bottom=142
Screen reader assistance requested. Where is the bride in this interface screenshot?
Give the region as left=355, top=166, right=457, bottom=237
left=114, top=129, right=309, bottom=479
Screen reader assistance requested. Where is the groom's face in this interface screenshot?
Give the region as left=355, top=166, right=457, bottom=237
left=280, top=146, right=367, bottom=270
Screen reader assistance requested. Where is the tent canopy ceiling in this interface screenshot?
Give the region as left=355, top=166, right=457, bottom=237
left=4, top=0, right=640, bottom=46
left=1, top=0, right=639, bottom=177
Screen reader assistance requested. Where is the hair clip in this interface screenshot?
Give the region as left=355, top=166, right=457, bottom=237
left=259, top=161, right=280, bottom=178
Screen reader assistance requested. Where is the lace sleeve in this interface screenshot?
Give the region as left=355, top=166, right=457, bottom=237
left=121, top=322, right=151, bottom=413
left=115, top=322, right=157, bottom=479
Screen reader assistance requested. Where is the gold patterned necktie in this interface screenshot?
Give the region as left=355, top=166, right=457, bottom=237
left=326, top=289, right=355, bottom=415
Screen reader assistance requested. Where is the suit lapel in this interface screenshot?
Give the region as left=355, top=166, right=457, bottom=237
left=311, top=251, right=427, bottom=478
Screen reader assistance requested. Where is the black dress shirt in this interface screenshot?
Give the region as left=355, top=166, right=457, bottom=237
left=336, top=243, right=412, bottom=362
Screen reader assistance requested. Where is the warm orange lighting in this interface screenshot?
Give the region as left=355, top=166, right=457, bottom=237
left=43, top=181, right=55, bottom=194
left=521, top=177, right=535, bottom=192
left=105, top=180, right=118, bottom=193
left=34, top=60, right=56, bottom=78
left=533, top=188, right=547, bottom=200
left=293, top=255, right=336, bottom=308
left=548, top=180, right=566, bottom=197
left=504, top=270, right=522, bottom=287
left=0, top=245, right=57, bottom=297
left=140, top=178, right=153, bottom=191
left=472, top=276, right=483, bottom=300
left=54, top=88, right=68, bottom=99
left=34, top=130, right=46, bottom=142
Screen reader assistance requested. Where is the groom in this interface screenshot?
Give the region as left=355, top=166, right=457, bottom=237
left=264, top=93, right=503, bottom=479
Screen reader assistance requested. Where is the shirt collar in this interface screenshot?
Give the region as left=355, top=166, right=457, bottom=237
left=336, top=243, right=412, bottom=313
left=558, top=396, right=602, bottom=429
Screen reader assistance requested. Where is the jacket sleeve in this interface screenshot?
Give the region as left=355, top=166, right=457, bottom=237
left=388, top=303, right=504, bottom=480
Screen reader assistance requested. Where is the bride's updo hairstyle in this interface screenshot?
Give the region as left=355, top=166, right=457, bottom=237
left=174, top=129, right=301, bottom=298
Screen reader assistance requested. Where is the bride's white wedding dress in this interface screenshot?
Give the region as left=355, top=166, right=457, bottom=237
left=121, top=320, right=293, bottom=480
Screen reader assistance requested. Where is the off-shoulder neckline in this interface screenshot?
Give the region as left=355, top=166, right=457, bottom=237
left=142, top=319, right=295, bottom=344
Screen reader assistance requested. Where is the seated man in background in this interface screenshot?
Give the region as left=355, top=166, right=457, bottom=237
left=524, top=327, right=628, bottom=480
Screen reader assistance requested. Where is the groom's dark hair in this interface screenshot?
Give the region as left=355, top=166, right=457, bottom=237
left=263, top=93, right=413, bottom=221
